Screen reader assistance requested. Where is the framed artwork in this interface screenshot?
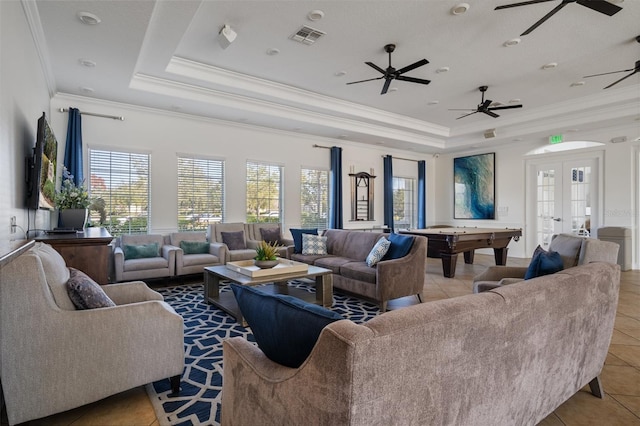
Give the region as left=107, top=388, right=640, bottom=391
left=454, top=152, right=495, bottom=219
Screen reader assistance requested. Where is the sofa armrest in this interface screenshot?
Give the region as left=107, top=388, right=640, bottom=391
left=375, top=236, right=427, bottom=302
left=113, top=246, right=124, bottom=282
left=472, top=266, right=528, bottom=283
left=102, top=281, right=163, bottom=305
left=209, top=243, right=227, bottom=260
left=162, top=244, right=178, bottom=275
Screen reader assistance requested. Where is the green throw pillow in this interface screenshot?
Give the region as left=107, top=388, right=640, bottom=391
left=180, top=240, right=210, bottom=255
left=123, top=243, right=159, bottom=260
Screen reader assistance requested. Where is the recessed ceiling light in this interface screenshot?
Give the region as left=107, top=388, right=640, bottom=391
left=335, top=70, right=347, bottom=77
left=451, top=3, right=470, bottom=15
left=570, top=81, right=586, bottom=87
left=389, top=87, right=398, bottom=92
left=266, top=48, right=280, bottom=56
left=508, top=98, right=521, bottom=103
left=436, top=66, right=450, bottom=73
left=307, top=10, right=325, bottom=21
left=504, top=38, right=521, bottom=47
left=542, top=62, right=558, bottom=70
left=78, top=58, right=96, bottom=68
left=427, top=100, right=439, bottom=105
left=80, top=86, right=94, bottom=93
left=77, top=11, right=101, bottom=25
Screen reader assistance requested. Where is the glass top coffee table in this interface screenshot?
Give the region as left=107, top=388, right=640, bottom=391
left=204, top=263, right=333, bottom=327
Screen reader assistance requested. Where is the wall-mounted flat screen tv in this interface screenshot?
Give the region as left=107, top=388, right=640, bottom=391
left=26, top=112, right=58, bottom=210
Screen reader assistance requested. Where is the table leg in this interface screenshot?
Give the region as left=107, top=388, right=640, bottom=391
left=463, top=250, right=475, bottom=264
left=315, top=274, right=333, bottom=307
left=441, top=253, right=458, bottom=278
left=203, top=271, right=220, bottom=303
left=494, top=247, right=509, bottom=265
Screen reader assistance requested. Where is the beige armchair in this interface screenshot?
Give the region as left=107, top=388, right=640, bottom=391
left=113, top=234, right=177, bottom=282
left=169, top=231, right=225, bottom=276
left=0, top=242, right=184, bottom=426
left=207, top=223, right=256, bottom=263
left=246, top=223, right=294, bottom=259
left=473, top=233, right=620, bottom=293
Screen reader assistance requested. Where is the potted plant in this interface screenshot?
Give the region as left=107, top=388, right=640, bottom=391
left=254, top=240, right=281, bottom=269
left=55, top=168, right=91, bottom=230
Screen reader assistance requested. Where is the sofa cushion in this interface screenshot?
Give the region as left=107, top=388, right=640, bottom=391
left=383, top=233, right=414, bottom=260
left=183, top=253, right=219, bottom=266
left=31, top=242, right=75, bottom=311
left=230, top=283, right=343, bottom=368
left=228, top=249, right=257, bottom=262
left=170, top=231, right=206, bottom=246
left=290, top=228, right=318, bottom=254
left=302, top=234, right=327, bottom=255
left=366, top=236, right=391, bottom=267
left=222, top=231, right=246, bottom=250
left=66, top=268, right=116, bottom=310
left=524, top=245, right=564, bottom=280
left=314, top=256, right=354, bottom=274
left=123, top=243, right=159, bottom=260
left=180, top=240, right=210, bottom=255
left=123, top=257, right=169, bottom=272
left=290, top=253, right=333, bottom=265
left=549, top=234, right=583, bottom=269
left=340, top=261, right=377, bottom=284
left=260, top=227, right=282, bottom=245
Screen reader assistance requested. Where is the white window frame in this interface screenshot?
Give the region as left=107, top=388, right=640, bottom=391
left=177, top=155, right=225, bottom=231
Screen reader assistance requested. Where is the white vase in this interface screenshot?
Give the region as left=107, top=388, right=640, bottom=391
left=59, top=208, right=88, bottom=230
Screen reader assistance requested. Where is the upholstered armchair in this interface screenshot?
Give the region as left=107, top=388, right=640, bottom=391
left=0, top=242, right=184, bottom=426
left=113, top=234, right=177, bottom=282
left=169, top=231, right=225, bottom=276
left=246, top=223, right=294, bottom=259
left=206, top=223, right=256, bottom=263
left=472, top=233, right=620, bottom=293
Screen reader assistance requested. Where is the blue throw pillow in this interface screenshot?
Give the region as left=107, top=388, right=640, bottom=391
left=290, top=228, right=318, bottom=254
left=382, top=233, right=414, bottom=260
left=524, top=245, right=564, bottom=280
left=179, top=240, right=210, bottom=255
left=231, top=283, right=343, bottom=368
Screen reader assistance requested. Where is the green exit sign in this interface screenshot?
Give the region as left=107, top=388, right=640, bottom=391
left=549, top=134, right=563, bottom=144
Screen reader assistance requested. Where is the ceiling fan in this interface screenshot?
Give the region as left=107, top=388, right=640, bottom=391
left=449, top=86, right=523, bottom=120
left=346, top=44, right=430, bottom=95
left=583, top=36, right=640, bottom=89
left=495, top=0, right=623, bottom=36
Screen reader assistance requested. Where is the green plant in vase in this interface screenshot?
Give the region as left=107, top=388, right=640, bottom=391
left=254, top=240, right=281, bottom=268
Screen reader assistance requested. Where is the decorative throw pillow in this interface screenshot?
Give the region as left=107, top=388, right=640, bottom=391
left=260, top=227, right=282, bottom=245
left=221, top=231, right=246, bottom=250
left=123, top=243, right=159, bottom=260
left=290, top=228, right=318, bottom=253
left=366, top=237, right=391, bottom=267
left=524, top=245, right=564, bottom=280
left=180, top=240, right=210, bottom=255
left=230, top=283, right=343, bottom=368
left=382, top=233, right=414, bottom=260
left=66, top=268, right=116, bottom=310
left=302, top=234, right=327, bottom=255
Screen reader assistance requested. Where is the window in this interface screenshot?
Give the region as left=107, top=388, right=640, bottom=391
left=300, top=168, right=328, bottom=230
left=246, top=161, right=282, bottom=223
left=393, top=177, right=416, bottom=230
left=177, top=156, right=225, bottom=231
left=88, top=148, right=150, bottom=236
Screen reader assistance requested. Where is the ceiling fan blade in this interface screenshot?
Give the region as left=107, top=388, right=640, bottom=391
left=603, top=70, right=638, bottom=89
left=456, top=111, right=479, bottom=120
left=480, top=99, right=493, bottom=110
left=346, top=76, right=385, bottom=85
left=381, top=78, right=392, bottom=95
left=484, top=110, right=500, bottom=118
left=488, top=104, right=523, bottom=111
left=395, top=75, right=431, bottom=85
left=495, top=0, right=555, bottom=10
left=583, top=68, right=634, bottom=78
left=520, top=2, right=568, bottom=35
left=576, top=0, right=622, bottom=16
left=396, top=59, right=429, bottom=75
left=365, top=62, right=386, bottom=75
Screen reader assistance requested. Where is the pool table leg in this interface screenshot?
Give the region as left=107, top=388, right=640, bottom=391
left=494, top=247, right=509, bottom=265
left=441, top=253, right=458, bottom=278
left=463, top=250, right=475, bottom=264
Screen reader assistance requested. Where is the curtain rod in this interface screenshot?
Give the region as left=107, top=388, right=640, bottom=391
left=312, top=144, right=332, bottom=149
left=58, top=108, right=124, bottom=121
left=381, top=155, right=421, bottom=163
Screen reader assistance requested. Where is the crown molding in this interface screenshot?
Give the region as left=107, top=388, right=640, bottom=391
left=21, top=0, right=56, bottom=98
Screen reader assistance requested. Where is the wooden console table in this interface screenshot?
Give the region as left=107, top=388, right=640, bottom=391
left=34, top=228, right=113, bottom=284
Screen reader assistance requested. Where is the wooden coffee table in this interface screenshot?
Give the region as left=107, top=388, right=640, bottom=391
left=204, top=264, right=333, bottom=326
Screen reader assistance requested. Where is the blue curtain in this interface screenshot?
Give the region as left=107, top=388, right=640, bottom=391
left=383, top=155, right=394, bottom=232
left=63, top=108, right=83, bottom=186
left=417, top=160, right=426, bottom=228
left=329, top=146, right=343, bottom=229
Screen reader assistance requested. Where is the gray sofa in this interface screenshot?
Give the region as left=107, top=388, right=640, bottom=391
left=290, top=229, right=427, bottom=311
left=221, top=261, right=620, bottom=425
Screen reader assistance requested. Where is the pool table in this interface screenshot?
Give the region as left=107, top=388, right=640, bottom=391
left=399, top=227, right=522, bottom=278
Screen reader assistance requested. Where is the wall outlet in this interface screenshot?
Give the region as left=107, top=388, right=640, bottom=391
left=10, top=216, right=16, bottom=234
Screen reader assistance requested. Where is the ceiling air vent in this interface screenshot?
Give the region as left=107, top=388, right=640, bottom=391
left=290, top=25, right=325, bottom=45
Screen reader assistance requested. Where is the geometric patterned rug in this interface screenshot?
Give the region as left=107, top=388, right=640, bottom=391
left=146, top=280, right=381, bottom=426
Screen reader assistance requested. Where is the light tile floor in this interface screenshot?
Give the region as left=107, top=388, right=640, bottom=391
left=2, top=255, right=639, bottom=425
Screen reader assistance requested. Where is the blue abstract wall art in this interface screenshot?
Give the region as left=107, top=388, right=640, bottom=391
left=454, top=153, right=495, bottom=219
